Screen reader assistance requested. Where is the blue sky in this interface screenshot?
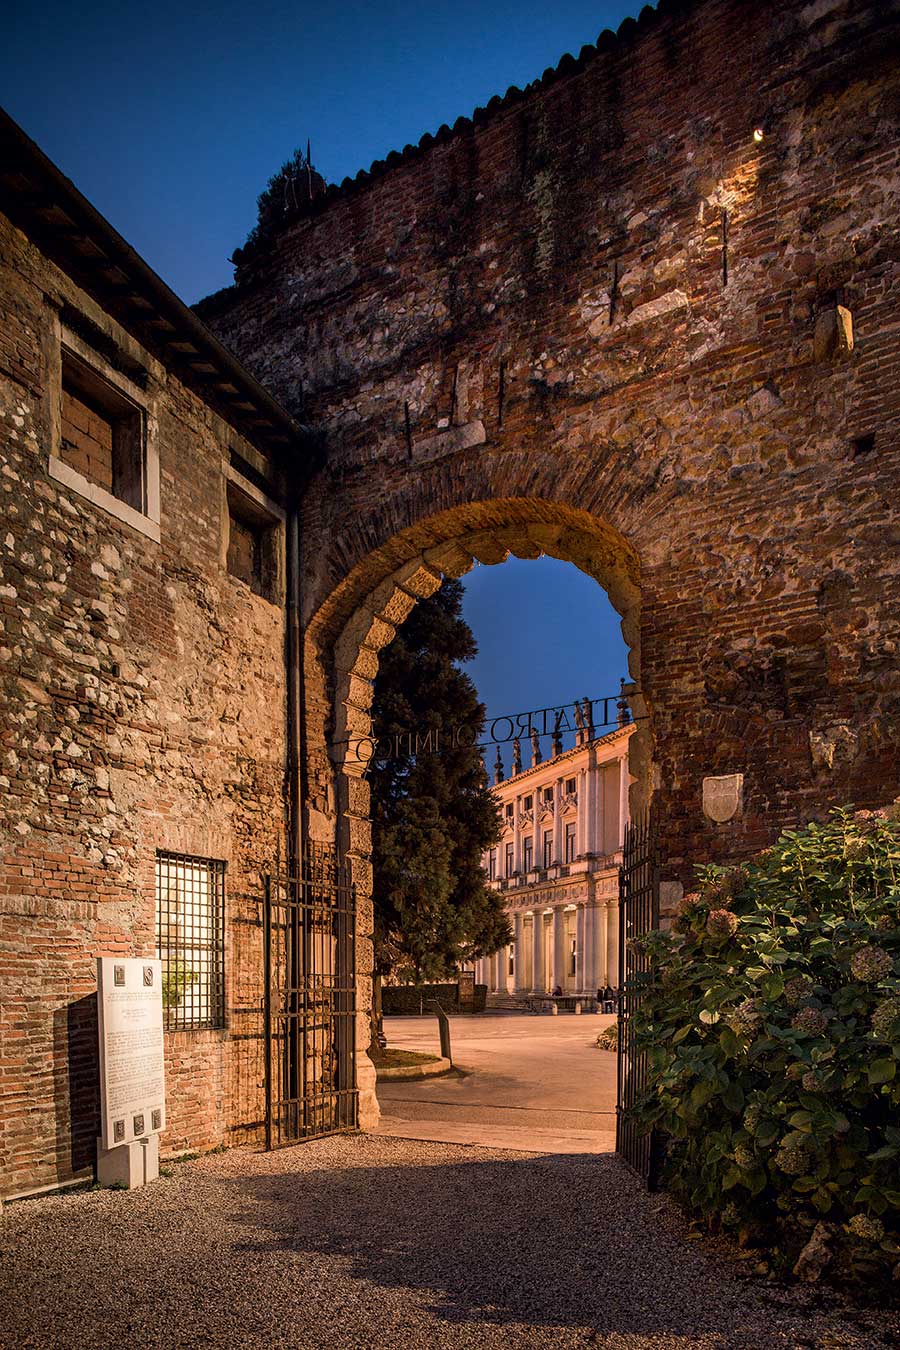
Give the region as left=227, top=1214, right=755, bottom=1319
left=2, top=0, right=638, bottom=303
left=1, top=0, right=636, bottom=725
left=461, top=559, right=629, bottom=774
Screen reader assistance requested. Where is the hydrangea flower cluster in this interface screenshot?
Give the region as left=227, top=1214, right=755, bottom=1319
left=729, top=998, right=763, bottom=1036
left=783, top=974, right=814, bottom=1008
left=742, top=1102, right=763, bottom=1134
left=791, top=1006, right=829, bottom=1037
left=733, top=1143, right=755, bottom=1170
left=801, top=1070, right=829, bottom=1094
left=849, top=944, right=893, bottom=982
left=848, top=1214, right=885, bottom=1243
left=706, top=909, right=739, bottom=939
left=775, top=1139, right=810, bottom=1176
left=870, top=997, right=900, bottom=1043
left=842, top=834, right=869, bottom=862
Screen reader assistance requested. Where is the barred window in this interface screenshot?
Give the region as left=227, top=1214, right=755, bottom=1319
left=155, top=852, right=225, bottom=1031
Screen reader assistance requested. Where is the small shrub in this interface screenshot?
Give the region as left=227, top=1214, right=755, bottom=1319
left=632, top=806, right=900, bottom=1292
left=596, top=1023, right=619, bottom=1052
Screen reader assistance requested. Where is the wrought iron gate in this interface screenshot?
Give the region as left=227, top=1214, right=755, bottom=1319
left=263, top=842, right=357, bottom=1147
left=616, top=809, right=661, bottom=1187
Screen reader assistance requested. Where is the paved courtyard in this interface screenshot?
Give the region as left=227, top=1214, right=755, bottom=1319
left=376, top=1010, right=618, bottom=1152
left=2, top=1134, right=897, bottom=1349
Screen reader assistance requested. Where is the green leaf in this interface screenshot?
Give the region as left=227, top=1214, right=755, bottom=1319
left=672, top=1025, right=692, bottom=1044
left=722, top=1081, right=745, bottom=1113
left=869, top=1059, right=897, bottom=1086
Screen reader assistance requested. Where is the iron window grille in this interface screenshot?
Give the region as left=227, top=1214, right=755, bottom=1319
left=155, top=851, right=226, bottom=1031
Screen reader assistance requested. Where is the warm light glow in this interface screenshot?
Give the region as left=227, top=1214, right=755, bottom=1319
left=753, top=127, right=765, bottom=143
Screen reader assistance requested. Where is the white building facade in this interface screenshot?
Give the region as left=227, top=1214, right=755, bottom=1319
left=476, top=722, right=634, bottom=998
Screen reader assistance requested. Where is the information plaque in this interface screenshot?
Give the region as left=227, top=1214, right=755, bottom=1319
left=97, top=957, right=166, bottom=1150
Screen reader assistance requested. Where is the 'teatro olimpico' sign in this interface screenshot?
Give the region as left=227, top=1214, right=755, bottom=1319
left=97, top=956, right=166, bottom=1150
left=344, top=688, right=636, bottom=766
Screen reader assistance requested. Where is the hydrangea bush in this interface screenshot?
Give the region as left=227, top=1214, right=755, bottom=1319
left=632, top=806, right=900, bottom=1290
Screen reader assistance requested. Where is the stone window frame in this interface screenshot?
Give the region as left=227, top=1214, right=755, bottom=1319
left=222, top=461, right=286, bottom=604
left=48, top=316, right=161, bottom=544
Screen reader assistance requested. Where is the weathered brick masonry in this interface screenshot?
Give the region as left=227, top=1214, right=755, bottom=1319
left=0, top=116, right=310, bottom=1198
left=200, top=0, right=900, bottom=1124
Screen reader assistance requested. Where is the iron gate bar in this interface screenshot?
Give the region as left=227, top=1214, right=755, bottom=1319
left=263, top=842, right=357, bottom=1148
left=616, top=808, right=661, bottom=1188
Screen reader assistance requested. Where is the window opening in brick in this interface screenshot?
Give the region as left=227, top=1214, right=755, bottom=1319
left=155, top=852, right=225, bottom=1031
left=226, top=479, right=280, bottom=601
left=60, top=347, right=145, bottom=510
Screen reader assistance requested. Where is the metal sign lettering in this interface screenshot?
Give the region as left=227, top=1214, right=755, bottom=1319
left=342, top=687, right=637, bottom=765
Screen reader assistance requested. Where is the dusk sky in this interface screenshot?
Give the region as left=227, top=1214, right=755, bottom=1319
left=1, top=0, right=636, bottom=730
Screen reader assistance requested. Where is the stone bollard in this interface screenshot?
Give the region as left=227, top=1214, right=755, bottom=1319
left=574, top=1002, right=582, bottom=1015
left=550, top=1002, right=558, bottom=1016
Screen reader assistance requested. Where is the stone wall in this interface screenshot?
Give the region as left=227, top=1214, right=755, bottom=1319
left=0, top=211, right=288, bottom=1198
left=201, top=0, right=900, bottom=1122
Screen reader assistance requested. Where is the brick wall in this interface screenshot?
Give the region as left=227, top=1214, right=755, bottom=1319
left=59, top=387, right=113, bottom=492
left=202, top=0, right=900, bottom=863
left=0, top=211, right=288, bottom=1198
left=201, top=0, right=900, bottom=1117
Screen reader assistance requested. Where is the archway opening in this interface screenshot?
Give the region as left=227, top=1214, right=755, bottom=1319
left=304, top=497, right=654, bottom=1135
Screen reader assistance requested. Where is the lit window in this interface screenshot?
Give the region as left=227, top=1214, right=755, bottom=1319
left=155, top=852, right=225, bottom=1031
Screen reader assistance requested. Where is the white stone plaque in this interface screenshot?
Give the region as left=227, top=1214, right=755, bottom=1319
left=97, top=957, right=166, bottom=1150
left=702, top=773, right=744, bottom=823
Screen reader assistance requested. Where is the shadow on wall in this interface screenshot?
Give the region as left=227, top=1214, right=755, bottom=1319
left=53, top=994, right=100, bottom=1181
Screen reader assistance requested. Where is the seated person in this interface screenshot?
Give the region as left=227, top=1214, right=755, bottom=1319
left=551, top=984, right=562, bottom=997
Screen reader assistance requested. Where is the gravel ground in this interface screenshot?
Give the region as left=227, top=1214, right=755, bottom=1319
left=1, top=1135, right=897, bottom=1350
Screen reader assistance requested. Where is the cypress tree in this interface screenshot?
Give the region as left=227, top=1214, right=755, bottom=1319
left=369, top=580, right=509, bottom=1031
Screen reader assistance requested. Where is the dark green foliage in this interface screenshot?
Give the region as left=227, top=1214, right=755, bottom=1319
left=632, top=806, right=900, bottom=1290
left=370, top=580, right=509, bottom=986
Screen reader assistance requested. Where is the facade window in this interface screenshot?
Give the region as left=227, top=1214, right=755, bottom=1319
left=523, top=794, right=533, bottom=811
left=226, top=479, right=282, bottom=603
left=60, top=348, right=145, bottom=509
left=543, top=829, right=553, bottom=868
left=508, top=945, right=515, bottom=977
left=565, top=821, right=577, bottom=862
left=543, top=787, right=554, bottom=804
left=565, top=777, right=576, bottom=795
left=505, top=803, right=514, bottom=819
left=523, top=838, right=534, bottom=872
left=155, top=852, right=226, bottom=1031
left=505, top=842, right=514, bottom=877
left=488, top=849, right=496, bottom=880
left=50, top=326, right=160, bottom=543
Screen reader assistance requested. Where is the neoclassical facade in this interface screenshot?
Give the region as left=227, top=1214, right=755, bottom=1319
left=476, top=720, right=634, bottom=998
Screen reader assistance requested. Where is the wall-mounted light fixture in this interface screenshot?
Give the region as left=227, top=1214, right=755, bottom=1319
left=753, top=127, right=765, bottom=143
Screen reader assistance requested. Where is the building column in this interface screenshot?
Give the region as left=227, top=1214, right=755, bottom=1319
left=583, top=905, right=596, bottom=995
left=607, top=901, right=620, bottom=989
left=597, top=903, right=610, bottom=986
left=513, top=794, right=522, bottom=872
left=576, top=768, right=587, bottom=857
left=513, top=910, right=526, bottom=992
left=619, top=752, right=630, bottom=844
left=531, top=800, right=541, bottom=873
left=532, top=913, right=545, bottom=993
left=552, top=780, right=563, bottom=861
left=496, top=948, right=507, bottom=993
left=552, top=906, right=566, bottom=990
left=575, top=904, right=585, bottom=990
